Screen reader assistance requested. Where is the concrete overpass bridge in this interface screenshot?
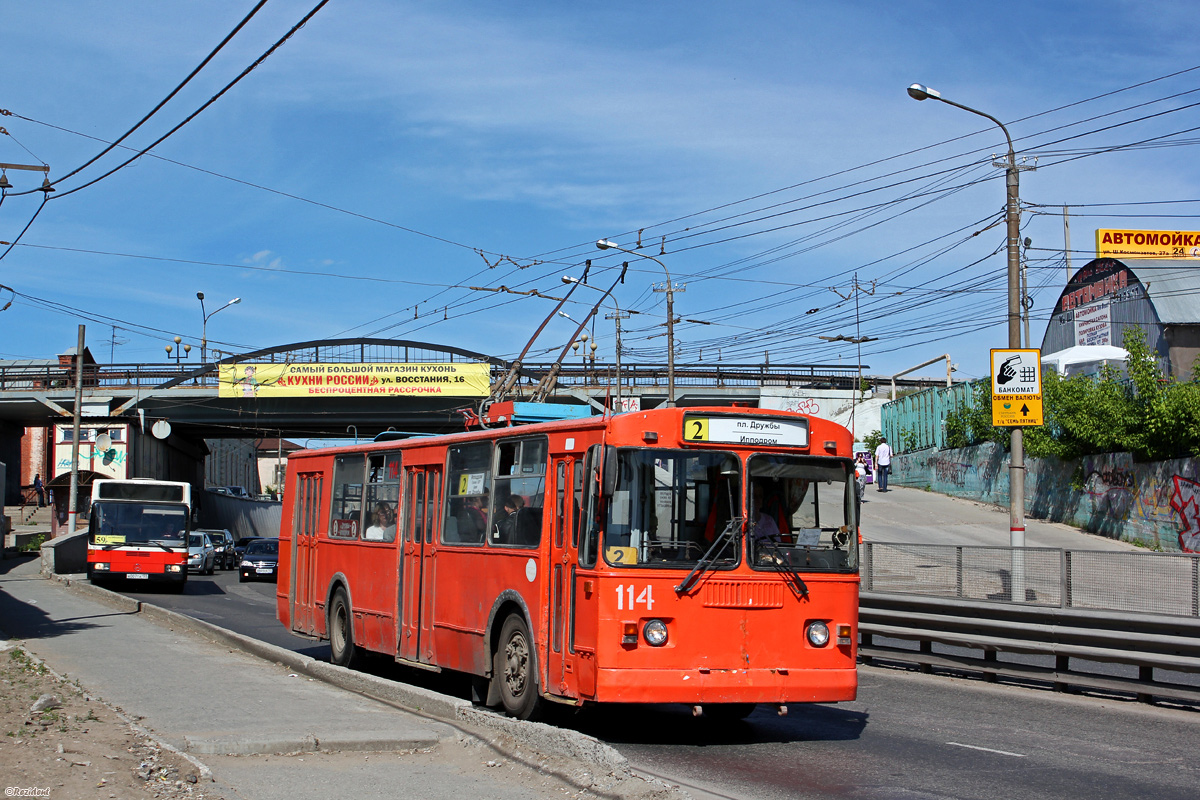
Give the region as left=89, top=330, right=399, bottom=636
left=0, top=337, right=911, bottom=442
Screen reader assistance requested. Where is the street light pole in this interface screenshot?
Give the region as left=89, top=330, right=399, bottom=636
left=907, top=82, right=1026, bottom=555
left=197, top=292, right=241, bottom=364
left=597, top=239, right=679, bottom=407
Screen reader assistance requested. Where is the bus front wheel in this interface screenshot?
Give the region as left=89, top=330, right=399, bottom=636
left=328, top=589, right=361, bottom=669
left=495, top=614, right=541, bottom=720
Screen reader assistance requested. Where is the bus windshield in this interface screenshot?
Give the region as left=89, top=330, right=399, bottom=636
left=747, top=454, right=858, bottom=572
left=90, top=502, right=189, bottom=545
left=601, top=448, right=741, bottom=569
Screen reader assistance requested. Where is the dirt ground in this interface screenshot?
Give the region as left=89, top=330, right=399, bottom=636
left=0, top=640, right=227, bottom=800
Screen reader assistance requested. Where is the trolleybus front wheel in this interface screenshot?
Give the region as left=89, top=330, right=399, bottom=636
left=495, top=614, right=541, bottom=720
left=328, top=588, right=361, bottom=669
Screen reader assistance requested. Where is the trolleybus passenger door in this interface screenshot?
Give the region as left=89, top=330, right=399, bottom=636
left=399, top=468, right=425, bottom=662
left=399, top=467, right=441, bottom=664
left=571, top=451, right=601, bottom=698
left=419, top=469, right=441, bottom=664
left=291, top=473, right=322, bottom=637
left=546, top=457, right=575, bottom=695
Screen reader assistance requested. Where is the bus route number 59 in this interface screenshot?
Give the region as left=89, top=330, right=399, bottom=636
left=616, top=584, right=655, bottom=611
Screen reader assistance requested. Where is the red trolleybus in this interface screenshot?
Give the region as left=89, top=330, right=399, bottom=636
left=277, top=406, right=859, bottom=719
left=87, top=478, right=192, bottom=589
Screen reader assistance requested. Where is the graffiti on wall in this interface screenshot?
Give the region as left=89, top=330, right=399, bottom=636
left=895, top=445, right=1198, bottom=552
left=932, top=458, right=975, bottom=488
left=782, top=397, right=821, bottom=416
left=1169, top=475, right=1200, bottom=553
left=1081, top=467, right=1136, bottom=520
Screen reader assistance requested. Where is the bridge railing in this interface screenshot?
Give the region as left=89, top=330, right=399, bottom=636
left=1, top=359, right=955, bottom=394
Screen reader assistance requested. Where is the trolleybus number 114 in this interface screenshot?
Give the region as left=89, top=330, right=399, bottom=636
left=616, top=584, right=656, bottom=611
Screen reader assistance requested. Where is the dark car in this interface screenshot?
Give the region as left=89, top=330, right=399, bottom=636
left=233, top=537, right=261, bottom=561
left=239, top=537, right=279, bottom=583
left=200, top=529, right=236, bottom=570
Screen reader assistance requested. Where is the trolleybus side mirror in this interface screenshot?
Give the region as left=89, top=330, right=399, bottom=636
left=600, top=445, right=618, bottom=498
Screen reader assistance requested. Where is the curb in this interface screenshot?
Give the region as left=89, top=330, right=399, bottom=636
left=48, top=572, right=631, bottom=774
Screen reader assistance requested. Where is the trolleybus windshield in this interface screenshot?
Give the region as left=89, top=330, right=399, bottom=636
left=747, top=454, right=857, bottom=572
left=599, top=449, right=741, bottom=568
left=90, top=502, right=189, bottom=546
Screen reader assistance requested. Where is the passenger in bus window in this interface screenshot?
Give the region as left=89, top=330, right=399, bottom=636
left=751, top=483, right=782, bottom=543
left=463, top=494, right=488, bottom=539
left=364, top=502, right=393, bottom=541
left=492, top=494, right=521, bottom=542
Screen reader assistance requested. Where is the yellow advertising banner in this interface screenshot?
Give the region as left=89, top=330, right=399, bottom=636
left=1096, top=229, right=1200, bottom=259
left=218, top=362, right=492, bottom=398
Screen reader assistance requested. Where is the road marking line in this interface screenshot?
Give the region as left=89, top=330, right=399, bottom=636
left=946, top=742, right=1026, bottom=757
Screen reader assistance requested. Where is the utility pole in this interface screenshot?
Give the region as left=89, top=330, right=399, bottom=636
left=908, top=83, right=1038, bottom=600
left=606, top=308, right=631, bottom=410
left=67, top=325, right=85, bottom=536
left=829, top=274, right=877, bottom=439
left=1063, top=206, right=1073, bottom=282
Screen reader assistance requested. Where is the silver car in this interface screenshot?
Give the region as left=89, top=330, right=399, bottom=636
left=200, top=529, right=236, bottom=570
left=187, top=532, right=216, bottom=575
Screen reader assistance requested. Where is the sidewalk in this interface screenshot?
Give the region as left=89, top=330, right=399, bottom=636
left=0, top=555, right=678, bottom=800
left=859, top=485, right=1141, bottom=550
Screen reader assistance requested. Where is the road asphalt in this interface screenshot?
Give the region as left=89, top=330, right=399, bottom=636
left=0, top=553, right=675, bottom=800
left=0, top=486, right=1147, bottom=799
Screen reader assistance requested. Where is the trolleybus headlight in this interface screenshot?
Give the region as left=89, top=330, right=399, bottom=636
left=643, top=619, right=669, bottom=647
left=806, top=620, right=830, bottom=647
left=167, top=564, right=183, bottom=573
left=93, top=562, right=110, bottom=571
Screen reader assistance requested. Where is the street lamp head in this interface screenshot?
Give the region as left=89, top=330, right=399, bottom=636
left=196, top=292, right=204, bottom=301
left=230, top=297, right=242, bottom=305
left=907, top=83, right=940, bottom=101
left=596, top=239, right=619, bottom=251
left=562, top=275, right=576, bottom=285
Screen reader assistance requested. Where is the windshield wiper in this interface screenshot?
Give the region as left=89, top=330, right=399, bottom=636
left=675, top=516, right=743, bottom=595
left=758, top=539, right=809, bottom=599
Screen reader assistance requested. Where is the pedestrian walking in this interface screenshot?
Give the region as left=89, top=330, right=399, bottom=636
left=873, top=438, right=892, bottom=492
left=34, top=473, right=45, bottom=507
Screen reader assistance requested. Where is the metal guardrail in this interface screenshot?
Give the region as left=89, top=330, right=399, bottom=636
left=862, top=542, right=1200, bottom=617
left=859, top=591, right=1200, bottom=705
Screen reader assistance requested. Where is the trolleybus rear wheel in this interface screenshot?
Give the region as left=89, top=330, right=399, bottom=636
left=495, top=614, right=541, bottom=720
left=328, top=588, right=361, bottom=669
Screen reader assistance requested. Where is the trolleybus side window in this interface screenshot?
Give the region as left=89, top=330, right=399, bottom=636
left=444, top=443, right=491, bottom=544
left=330, top=455, right=366, bottom=539
left=747, top=454, right=857, bottom=571
left=363, top=453, right=401, bottom=542
left=572, top=458, right=583, bottom=549
left=578, top=446, right=602, bottom=568
left=407, top=472, right=425, bottom=543
left=426, top=471, right=440, bottom=543
left=489, top=437, right=546, bottom=547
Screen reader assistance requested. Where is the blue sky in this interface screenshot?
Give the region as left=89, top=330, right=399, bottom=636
left=2, top=0, right=1197, bottom=383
